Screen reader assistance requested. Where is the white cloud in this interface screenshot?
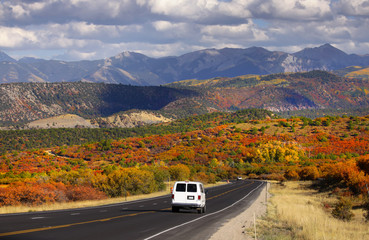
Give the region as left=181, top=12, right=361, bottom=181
left=152, top=21, right=177, bottom=31
left=28, top=2, right=47, bottom=11
left=201, top=22, right=269, bottom=42
left=10, top=4, right=30, bottom=19
left=143, top=0, right=252, bottom=24
left=151, top=21, right=200, bottom=41
left=334, top=0, right=369, bottom=17
left=249, top=0, right=332, bottom=21
left=63, top=50, right=98, bottom=60
left=264, top=14, right=369, bottom=53
left=0, top=27, right=37, bottom=47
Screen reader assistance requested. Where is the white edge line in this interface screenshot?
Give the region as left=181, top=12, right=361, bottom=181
left=144, top=181, right=265, bottom=240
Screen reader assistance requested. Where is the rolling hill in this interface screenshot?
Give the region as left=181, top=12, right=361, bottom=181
left=0, top=82, right=197, bottom=127
left=334, top=66, right=369, bottom=80
left=167, top=70, right=369, bottom=115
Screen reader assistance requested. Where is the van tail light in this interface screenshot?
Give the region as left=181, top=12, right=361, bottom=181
left=198, top=195, right=201, bottom=200
left=172, top=194, right=174, bottom=199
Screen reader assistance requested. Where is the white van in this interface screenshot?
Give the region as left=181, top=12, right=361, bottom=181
left=171, top=181, right=206, bottom=213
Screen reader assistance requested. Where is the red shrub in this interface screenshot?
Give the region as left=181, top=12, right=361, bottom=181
left=65, top=185, right=107, bottom=201
left=0, top=182, right=106, bottom=207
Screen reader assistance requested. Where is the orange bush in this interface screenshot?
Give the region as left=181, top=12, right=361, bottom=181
left=0, top=182, right=65, bottom=206
left=284, top=169, right=300, bottom=180
left=65, top=185, right=107, bottom=201
left=323, top=161, right=369, bottom=194
left=299, top=166, right=320, bottom=180
left=357, top=155, right=369, bottom=175
left=263, top=173, right=285, bottom=181
left=192, top=172, right=209, bottom=184
left=0, top=182, right=106, bottom=207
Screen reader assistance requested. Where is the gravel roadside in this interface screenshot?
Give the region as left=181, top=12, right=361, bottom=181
left=209, top=182, right=270, bottom=240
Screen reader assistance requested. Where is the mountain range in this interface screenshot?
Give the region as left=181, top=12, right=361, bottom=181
left=1, top=44, right=369, bottom=86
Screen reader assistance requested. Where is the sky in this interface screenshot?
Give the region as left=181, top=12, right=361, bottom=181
left=0, top=0, right=369, bottom=61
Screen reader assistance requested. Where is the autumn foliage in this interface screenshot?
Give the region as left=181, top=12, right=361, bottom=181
left=1, top=114, right=369, bottom=207
left=0, top=181, right=106, bottom=207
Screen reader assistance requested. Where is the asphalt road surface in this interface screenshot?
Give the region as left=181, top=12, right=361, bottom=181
left=0, top=180, right=265, bottom=240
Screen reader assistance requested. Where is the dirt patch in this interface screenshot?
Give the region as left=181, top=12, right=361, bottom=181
left=28, top=114, right=97, bottom=129
left=99, top=111, right=172, bottom=128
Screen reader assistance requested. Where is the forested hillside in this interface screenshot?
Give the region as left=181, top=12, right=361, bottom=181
left=168, top=70, right=369, bottom=115
left=0, top=82, right=196, bottom=126
left=0, top=109, right=274, bottom=153
left=334, top=66, right=369, bottom=80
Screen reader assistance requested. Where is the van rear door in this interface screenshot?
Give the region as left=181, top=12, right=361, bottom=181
left=185, top=183, right=198, bottom=205
left=173, top=182, right=187, bottom=204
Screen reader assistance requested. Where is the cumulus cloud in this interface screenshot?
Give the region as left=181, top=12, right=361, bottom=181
left=334, top=0, right=369, bottom=17
left=201, top=22, right=269, bottom=43
left=0, top=0, right=150, bottom=25
left=143, top=0, right=252, bottom=24
left=0, top=0, right=369, bottom=60
left=0, top=26, right=37, bottom=47
left=248, top=0, right=333, bottom=21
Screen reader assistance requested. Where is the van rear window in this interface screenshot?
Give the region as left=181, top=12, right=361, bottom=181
left=176, top=183, right=186, bottom=192
left=187, top=184, right=197, bottom=192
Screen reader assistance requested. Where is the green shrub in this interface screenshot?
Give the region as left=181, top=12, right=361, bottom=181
left=332, top=197, right=354, bottom=221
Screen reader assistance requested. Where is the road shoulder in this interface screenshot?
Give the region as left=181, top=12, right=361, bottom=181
left=209, top=182, right=270, bottom=240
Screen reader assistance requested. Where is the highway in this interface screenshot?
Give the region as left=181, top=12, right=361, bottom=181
left=0, top=180, right=265, bottom=240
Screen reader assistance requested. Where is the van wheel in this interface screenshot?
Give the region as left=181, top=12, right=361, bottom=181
left=172, top=206, right=179, bottom=212
left=198, top=206, right=205, bottom=214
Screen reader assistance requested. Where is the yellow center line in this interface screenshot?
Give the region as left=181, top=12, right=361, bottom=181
left=0, top=211, right=154, bottom=237
left=207, top=181, right=254, bottom=200
left=0, top=181, right=254, bottom=237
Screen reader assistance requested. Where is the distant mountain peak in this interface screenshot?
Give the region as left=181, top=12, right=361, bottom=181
left=112, top=51, right=149, bottom=62
left=199, top=49, right=220, bottom=56
left=321, top=43, right=335, bottom=48
left=318, top=43, right=346, bottom=54
left=294, top=43, right=347, bottom=60
left=18, top=57, right=43, bottom=63
left=0, top=51, right=16, bottom=62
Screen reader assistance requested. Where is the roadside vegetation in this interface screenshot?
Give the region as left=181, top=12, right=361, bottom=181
left=255, top=181, right=369, bottom=240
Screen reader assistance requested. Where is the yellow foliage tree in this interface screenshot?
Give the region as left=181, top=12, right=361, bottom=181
left=169, top=164, right=190, bottom=181
left=252, top=141, right=302, bottom=163
left=94, top=168, right=158, bottom=197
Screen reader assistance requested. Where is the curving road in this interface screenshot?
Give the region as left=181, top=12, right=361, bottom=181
left=0, top=180, right=266, bottom=240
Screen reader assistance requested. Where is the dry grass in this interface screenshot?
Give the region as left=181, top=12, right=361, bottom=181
left=0, top=181, right=225, bottom=214
left=255, top=181, right=369, bottom=240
